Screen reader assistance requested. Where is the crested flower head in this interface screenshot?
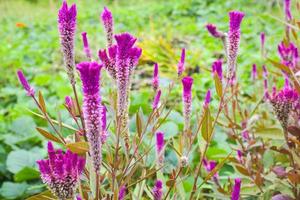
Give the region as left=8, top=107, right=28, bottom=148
left=182, top=76, right=193, bottom=132
left=152, top=63, right=159, bottom=90
left=152, top=89, right=162, bottom=110
left=37, top=142, right=85, bottom=200
left=284, top=0, right=292, bottom=21
left=17, top=70, right=35, bottom=96
left=101, top=7, right=114, bottom=47
left=152, top=180, right=163, bottom=200
left=203, top=89, right=211, bottom=108
left=278, top=41, right=298, bottom=68
left=77, top=61, right=103, bottom=173
left=118, top=185, right=126, bottom=200
left=227, top=11, right=245, bottom=81
left=206, top=24, right=225, bottom=38
left=212, top=60, right=223, bottom=80
left=81, top=32, right=92, bottom=59
left=269, top=84, right=299, bottom=130
left=231, top=178, right=241, bottom=200
left=251, top=64, right=257, bottom=80
left=58, top=1, right=77, bottom=85
left=178, top=48, right=186, bottom=76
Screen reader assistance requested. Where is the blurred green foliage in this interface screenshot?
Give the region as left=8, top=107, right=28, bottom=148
left=0, top=0, right=294, bottom=199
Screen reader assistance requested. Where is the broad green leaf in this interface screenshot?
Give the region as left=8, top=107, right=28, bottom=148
left=26, top=190, right=56, bottom=200
left=160, top=121, right=178, bottom=139
left=0, top=182, right=28, bottom=199
left=14, top=167, right=40, bottom=182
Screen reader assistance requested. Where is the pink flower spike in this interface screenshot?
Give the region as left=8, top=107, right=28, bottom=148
left=17, top=70, right=35, bottom=96
left=152, top=180, right=163, bottom=200
left=156, top=131, right=164, bottom=167
left=152, top=63, right=159, bottom=90
left=284, top=0, right=292, bottom=21
left=101, top=7, right=114, bottom=47
left=58, top=0, right=77, bottom=85
left=182, top=76, right=193, bottom=132
left=206, top=24, right=224, bottom=38
left=152, top=89, right=161, bottom=110
left=231, top=178, right=241, bottom=200
left=212, top=60, right=223, bottom=80
left=178, top=48, right=186, bottom=76
left=37, top=141, right=85, bottom=200
left=118, top=185, right=126, bottom=200
left=251, top=64, right=257, bottom=81
left=203, top=89, right=211, bottom=108
left=237, top=150, right=243, bottom=163
left=81, top=32, right=92, bottom=59
left=101, top=105, right=108, bottom=144
left=260, top=32, right=265, bottom=54
left=227, top=11, right=245, bottom=81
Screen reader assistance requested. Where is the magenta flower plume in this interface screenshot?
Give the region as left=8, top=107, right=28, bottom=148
left=182, top=76, right=193, bottom=132
left=101, top=7, right=114, bottom=47
left=100, top=105, right=108, bottom=144
left=206, top=24, right=225, bottom=38
left=284, top=0, right=292, bottom=21
left=231, top=178, right=241, bottom=200
left=118, top=185, right=126, bottom=200
left=152, top=180, right=163, bottom=200
left=269, top=85, right=299, bottom=130
left=81, top=32, right=92, bottom=59
left=17, top=70, right=35, bottom=96
left=251, top=64, right=257, bottom=81
left=37, top=142, right=85, bottom=200
left=152, top=63, right=159, bottom=91
left=203, top=89, right=211, bottom=108
left=278, top=41, right=298, bottom=68
left=212, top=60, right=223, bottom=81
left=58, top=1, right=77, bottom=85
left=152, top=89, right=161, bottom=110
left=227, top=11, right=245, bottom=81
left=260, top=32, right=265, bottom=55
left=178, top=48, right=186, bottom=76
left=156, top=131, right=165, bottom=166
left=203, top=159, right=219, bottom=185
left=237, top=150, right=243, bottom=163
left=77, top=61, right=103, bottom=173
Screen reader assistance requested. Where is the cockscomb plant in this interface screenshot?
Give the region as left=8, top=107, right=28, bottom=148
left=16, top=1, right=300, bottom=200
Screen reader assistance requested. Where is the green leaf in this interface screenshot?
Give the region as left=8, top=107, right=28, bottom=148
left=6, top=150, right=42, bottom=174
left=0, top=182, right=28, bottom=199
left=10, top=116, right=36, bottom=136
left=201, top=108, right=212, bottom=142
left=14, top=167, right=40, bottom=182
left=160, top=121, right=178, bottom=139
left=26, top=190, right=56, bottom=200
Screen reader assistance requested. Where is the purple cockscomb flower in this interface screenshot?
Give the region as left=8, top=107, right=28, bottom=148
left=237, top=150, right=243, bottom=164
left=156, top=131, right=164, bottom=166
left=182, top=76, right=193, bottom=132
left=58, top=1, right=77, bottom=85
left=100, top=105, right=108, bottom=144
left=284, top=0, right=292, bottom=21
left=260, top=32, right=265, bottom=56
left=231, top=178, right=241, bottom=200
left=212, top=60, right=223, bottom=81
left=81, top=32, right=92, bottom=60
left=101, top=7, right=114, bottom=47
left=251, top=64, right=257, bottom=81
left=206, top=24, right=225, bottom=38
left=269, top=84, right=299, bottom=130
left=37, top=142, right=85, bottom=200
left=152, top=89, right=162, bottom=110
left=77, top=61, right=102, bottom=173
left=278, top=41, right=298, bottom=68
left=152, top=180, right=163, bottom=200
left=17, top=70, right=35, bottom=96
left=227, top=11, right=245, bottom=82
left=178, top=48, right=186, bottom=76
left=152, top=63, right=159, bottom=91
left=118, top=185, right=126, bottom=200
left=203, top=89, right=211, bottom=109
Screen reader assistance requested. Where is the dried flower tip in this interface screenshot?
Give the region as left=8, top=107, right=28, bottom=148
left=81, top=32, right=92, bottom=59
left=17, top=70, right=35, bottom=96
left=152, top=89, right=162, bottom=110
left=206, top=24, right=225, bottom=38
left=58, top=1, right=77, bottom=85
left=101, top=7, right=114, bottom=47
left=178, top=48, right=185, bottom=76
left=152, top=180, right=163, bottom=200
left=37, top=142, right=85, bottom=200
left=152, top=63, right=159, bottom=90
left=231, top=178, right=241, bottom=200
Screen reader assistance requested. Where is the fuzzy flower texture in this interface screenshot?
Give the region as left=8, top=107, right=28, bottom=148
left=58, top=1, right=77, bottom=85
left=182, top=76, right=193, bottom=133
left=37, top=142, right=85, bottom=200
left=17, top=70, right=35, bottom=96
left=278, top=41, right=298, bottom=69
left=152, top=180, right=163, bottom=200
left=77, top=61, right=103, bottom=173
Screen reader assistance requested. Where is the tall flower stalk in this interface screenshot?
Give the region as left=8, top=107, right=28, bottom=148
left=77, top=61, right=102, bottom=173
left=231, top=178, right=241, bottom=200
left=101, top=7, right=114, bottom=47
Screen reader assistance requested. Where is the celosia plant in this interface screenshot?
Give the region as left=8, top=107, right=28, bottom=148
left=16, top=1, right=300, bottom=199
